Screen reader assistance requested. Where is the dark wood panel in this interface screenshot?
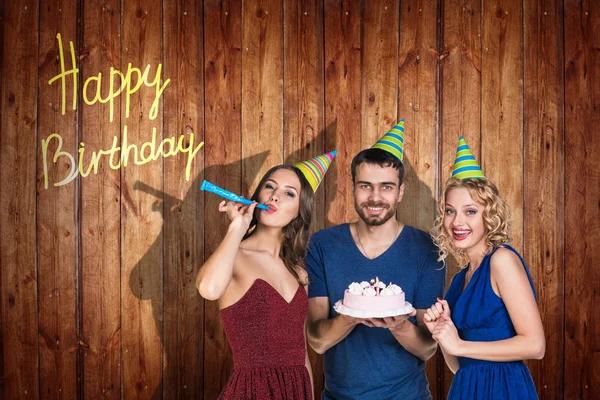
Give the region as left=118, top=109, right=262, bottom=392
left=564, top=0, right=600, bottom=398
left=0, top=0, right=40, bottom=398
left=481, top=0, right=524, bottom=252
left=37, top=0, right=79, bottom=398
left=80, top=0, right=122, bottom=398
left=120, top=0, right=164, bottom=398
left=398, top=0, right=439, bottom=232
left=282, top=0, right=326, bottom=397
left=523, top=0, right=565, bottom=397
left=440, top=0, right=482, bottom=394
left=361, top=0, right=399, bottom=147
left=324, top=0, right=362, bottom=226
left=241, top=0, right=284, bottom=191
left=203, top=0, right=243, bottom=398
left=162, top=1, right=204, bottom=399
left=398, top=1, right=440, bottom=394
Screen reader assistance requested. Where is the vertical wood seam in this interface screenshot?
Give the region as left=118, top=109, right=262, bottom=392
left=161, top=0, right=167, bottom=397
left=76, top=0, right=85, bottom=397
left=435, top=0, right=444, bottom=396
left=35, top=0, right=42, bottom=397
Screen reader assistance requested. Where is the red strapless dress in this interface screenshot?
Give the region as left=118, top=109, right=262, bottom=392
left=218, top=278, right=312, bottom=400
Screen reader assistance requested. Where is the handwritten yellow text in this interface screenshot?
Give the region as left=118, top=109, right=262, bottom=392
left=41, top=128, right=204, bottom=189
left=48, top=33, right=170, bottom=122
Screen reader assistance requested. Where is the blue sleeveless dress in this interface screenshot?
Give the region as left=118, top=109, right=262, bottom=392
left=444, top=245, right=538, bottom=400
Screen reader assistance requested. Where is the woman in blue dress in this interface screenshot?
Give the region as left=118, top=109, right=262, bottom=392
left=424, top=137, right=545, bottom=399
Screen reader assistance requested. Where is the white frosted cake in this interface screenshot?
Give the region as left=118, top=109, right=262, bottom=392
left=342, top=278, right=405, bottom=311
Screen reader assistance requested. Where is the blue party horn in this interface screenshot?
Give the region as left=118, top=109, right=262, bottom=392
left=200, top=180, right=269, bottom=210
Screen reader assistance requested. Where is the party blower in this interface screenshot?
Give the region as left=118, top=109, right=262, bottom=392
left=200, top=180, right=270, bottom=210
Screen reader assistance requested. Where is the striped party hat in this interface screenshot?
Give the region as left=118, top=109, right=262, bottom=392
left=451, top=136, right=486, bottom=180
left=294, top=150, right=337, bottom=192
left=371, top=119, right=405, bottom=162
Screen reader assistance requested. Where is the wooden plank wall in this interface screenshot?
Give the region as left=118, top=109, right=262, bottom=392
left=1, top=0, right=598, bottom=399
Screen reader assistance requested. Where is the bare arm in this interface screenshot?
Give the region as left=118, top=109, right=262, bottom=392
left=433, top=249, right=546, bottom=362
left=424, top=300, right=459, bottom=372
left=195, top=201, right=256, bottom=300
left=440, top=346, right=459, bottom=374
left=365, top=309, right=438, bottom=361
left=305, top=296, right=363, bottom=354
left=392, top=310, right=438, bottom=360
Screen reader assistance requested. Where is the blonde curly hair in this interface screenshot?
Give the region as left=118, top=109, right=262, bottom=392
left=431, top=178, right=512, bottom=268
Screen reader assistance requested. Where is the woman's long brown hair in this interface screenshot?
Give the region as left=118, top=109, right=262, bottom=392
left=243, top=165, right=314, bottom=285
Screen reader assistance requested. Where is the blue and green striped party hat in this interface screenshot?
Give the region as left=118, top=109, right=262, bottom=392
left=371, top=119, right=405, bottom=162
left=294, top=150, right=337, bottom=192
left=451, top=136, right=485, bottom=180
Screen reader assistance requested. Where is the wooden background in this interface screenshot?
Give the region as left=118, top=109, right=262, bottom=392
left=0, top=0, right=598, bottom=399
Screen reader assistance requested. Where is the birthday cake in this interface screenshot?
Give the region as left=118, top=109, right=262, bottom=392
left=342, top=278, right=405, bottom=311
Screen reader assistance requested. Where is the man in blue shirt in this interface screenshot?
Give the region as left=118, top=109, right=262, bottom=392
left=305, top=126, right=445, bottom=399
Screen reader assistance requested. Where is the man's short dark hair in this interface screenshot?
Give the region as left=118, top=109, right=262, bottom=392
left=351, top=148, right=404, bottom=186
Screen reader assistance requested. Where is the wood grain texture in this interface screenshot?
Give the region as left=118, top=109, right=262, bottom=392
left=241, top=0, right=284, bottom=193
left=37, top=1, right=79, bottom=398
left=162, top=1, right=204, bottom=399
left=79, top=0, right=122, bottom=398
left=1, top=1, right=598, bottom=399
left=481, top=0, right=524, bottom=253
left=398, top=1, right=440, bottom=395
left=283, top=0, right=326, bottom=397
left=120, top=1, right=164, bottom=398
left=398, top=0, right=439, bottom=233
left=523, top=0, right=565, bottom=397
left=0, top=0, right=40, bottom=398
left=324, top=0, right=362, bottom=227
left=203, top=0, right=243, bottom=398
left=361, top=0, right=399, bottom=148
left=440, top=0, right=482, bottom=395
left=564, top=0, right=600, bottom=398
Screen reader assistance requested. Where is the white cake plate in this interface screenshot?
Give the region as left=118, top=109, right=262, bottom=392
left=333, top=300, right=414, bottom=319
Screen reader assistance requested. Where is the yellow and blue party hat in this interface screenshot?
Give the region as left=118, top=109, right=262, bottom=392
left=371, top=119, right=405, bottom=162
left=451, top=136, right=485, bottom=180
left=294, top=150, right=337, bottom=192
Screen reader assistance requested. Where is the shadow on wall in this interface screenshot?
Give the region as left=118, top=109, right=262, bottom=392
left=129, top=122, right=336, bottom=398
left=396, top=155, right=438, bottom=233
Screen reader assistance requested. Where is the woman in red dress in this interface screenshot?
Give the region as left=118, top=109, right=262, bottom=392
left=196, top=153, right=335, bottom=400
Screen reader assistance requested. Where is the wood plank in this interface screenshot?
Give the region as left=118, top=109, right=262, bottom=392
left=0, top=0, right=3, bottom=393
left=564, top=0, right=600, bottom=398
left=120, top=0, right=164, bottom=398
left=79, top=0, right=122, bottom=398
left=440, top=0, right=482, bottom=395
left=398, top=0, right=439, bottom=232
left=398, top=0, right=440, bottom=396
left=283, top=0, right=325, bottom=397
left=162, top=0, right=204, bottom=398
left=241, top=0, right=284, bottom=194
left=37, top=1, right=79, bottom=398
left=523, top=0, right=565, bottom=397
left=480, top=0, right=524, bottom=253
left=203, top=0, right=243, bottom=397
left=361, top=0, right=399, bottom=148
left=0, top=0, right=40, bottom=398
left=324, top=0, right=362, bottom=227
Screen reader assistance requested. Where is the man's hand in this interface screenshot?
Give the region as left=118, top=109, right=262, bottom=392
left=362, top=309, right=417, bottom=333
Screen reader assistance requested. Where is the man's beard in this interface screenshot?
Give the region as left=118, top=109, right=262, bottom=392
left=354, top=200, right=397, bottom=226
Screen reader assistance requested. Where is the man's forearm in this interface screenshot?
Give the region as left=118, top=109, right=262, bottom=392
left=391, top=322, right=438, bottom=361
left=307, top=315, right=359, bottom=354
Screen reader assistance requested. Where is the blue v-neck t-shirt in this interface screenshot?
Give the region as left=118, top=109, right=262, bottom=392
left=305, top=224, right=445, bottom=400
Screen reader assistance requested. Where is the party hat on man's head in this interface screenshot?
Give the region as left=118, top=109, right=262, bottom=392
left=294, top=150, right=338, bottom=192
left=371, top=119, right=405, bottom=162
left=451, top=136, right=486, bottom=180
